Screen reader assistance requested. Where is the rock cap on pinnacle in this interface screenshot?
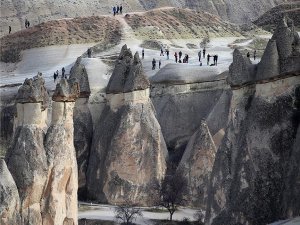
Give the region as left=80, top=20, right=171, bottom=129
left=16, top=72, right=49, bottom=110
left=52, top=78, right=80, bottom=102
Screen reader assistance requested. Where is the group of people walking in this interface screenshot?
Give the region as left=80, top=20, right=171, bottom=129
left=247, top=50, right=257, bottom=60
left=25, top=19, right=30, bottom=28
left=53, top=67, right=66, bottom=82
left=152, top=58, right=162, bottom=70
left=197, top=48, right=218, bottom=66
left=112, top=5, right=123, bottom=16
left=174, top=51, right=189, bottom=63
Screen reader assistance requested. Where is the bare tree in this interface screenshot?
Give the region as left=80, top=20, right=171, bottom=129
left=155, top=167, right=188, bottom=221
left=114, top=199, right=143, bottom=225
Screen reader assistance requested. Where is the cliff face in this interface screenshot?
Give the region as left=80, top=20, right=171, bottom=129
left=86, top=45, right=167, bottom=205
left=205, top=17, right=300, bottom=225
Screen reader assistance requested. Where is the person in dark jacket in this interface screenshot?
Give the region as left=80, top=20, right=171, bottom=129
left=152, top=58, right=156, bottom=70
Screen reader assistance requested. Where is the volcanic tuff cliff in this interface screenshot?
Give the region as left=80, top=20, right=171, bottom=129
left=86, top=45, right=168, bottom=205
left=205, top=16, right=300, bottom=225
left=0, top=0, right=284, bottom=37
left=4, top=74, right=79, bottom=225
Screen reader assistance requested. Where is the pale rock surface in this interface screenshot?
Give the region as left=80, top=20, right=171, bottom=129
left=6, top=75, right=49, bottom=224
left=42, top=79, right=79, bottom=225
left=0, top=159, right=21, bottom=225
left=86, top=45, right=167, bottom=205
left=179, top=121, right=217, bottom=208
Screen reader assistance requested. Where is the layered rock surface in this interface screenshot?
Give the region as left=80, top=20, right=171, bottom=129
left=0, top=159, right=20, bottom=225
left=179, top=121, right=217, bottom=208
left=205, top=18, right=300, bottom=225
left=151, top=72, right=230, bottom=163
left=69, top=57, right=93, bottom=198
left=86, top=45, right=167, bottom=205
left=42, top=78, right=79, bottom=225
left=3, top=74, right=79, bottom=225
left=6, top=73, right=49, bottom=224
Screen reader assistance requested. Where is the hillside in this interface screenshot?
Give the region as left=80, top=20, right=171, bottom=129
left=0, top=0, right=285, bottom=37
left=0, top=16, right=121, bottom=62
left=125, top=8, right=241, bottom=39
left=254, top=1, right=300, bottom=31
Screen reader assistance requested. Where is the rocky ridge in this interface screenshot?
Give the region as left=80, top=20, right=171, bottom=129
left=0, top=0, right=284, bottom=37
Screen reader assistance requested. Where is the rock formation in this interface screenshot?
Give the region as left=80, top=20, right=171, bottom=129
left=0, top=159, right=21, bottom=225
left=86, top=45, right=167, bottom=205
left=179, top=121, right=217, bottom=208
left=257, top=16, right=300, bottom=77
left=205, top=18, right=300, bottom=225
left=42, top=78, right=79, bottom=224
left=69, top=57, right=93, bottom=199
left=5, top=73, right=49, bottom=224
left=4, top=74, right=79, bottom=225
left=151, top=71, right=228, bottom=162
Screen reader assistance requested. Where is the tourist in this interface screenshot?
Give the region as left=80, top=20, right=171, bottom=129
left=207, top=54, right=210, bottom=65
left=62, top=67, right=65, bottom=78
left=203, top=48, right=206, bottom=58
left=160, top=48, right=164, bottom=56
left=198, top=50, right=201, bottom=62
left=120, top=5, right=123, bottom=14
left=152, top=58, right=156, bottom=70
left=254, top=50, right=256, bottom=60
left=186, top=54, right=189, bottom=63
left=113, top=6, right=116, bottom=16
left=53, top=72, right=57, bottom=83
left=174, top=52, right=178, bottom=63
left=87, top=48, right=92, bottom=58
left=179, top=51, right=182, bottom=60
left=159, top=59, right=161, bottom=69
left=213, top=55, right=218, bottom=66
left=166, top=49, right=169, bottom=60
left=25, top=19, right=28, bottom=28
left=142, top=48, right=145, bottom=59
left=56, top=70, right=59, bottom=78
left=117, top=5, right=120, bottom=14
left=247, top=52, right=250, bottom=58
left=9, top=26, right=11, bottom=34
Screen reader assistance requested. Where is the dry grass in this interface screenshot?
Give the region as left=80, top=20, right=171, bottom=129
left=0, top=16, right=121, bottom=62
